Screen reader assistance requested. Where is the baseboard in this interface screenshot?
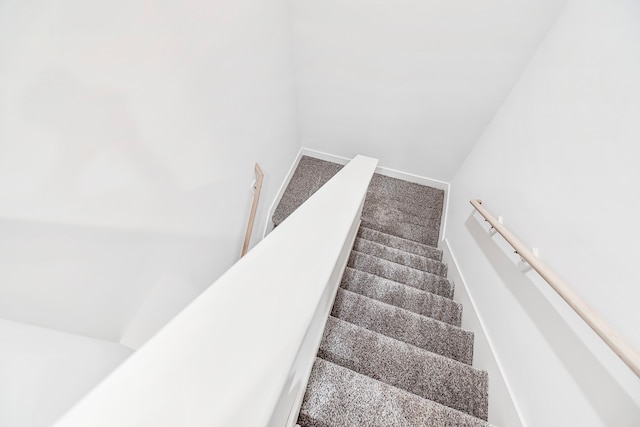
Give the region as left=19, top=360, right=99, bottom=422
left=442, top=238, right=525, bottom=427
left=270, top=148, right=450, bottom=241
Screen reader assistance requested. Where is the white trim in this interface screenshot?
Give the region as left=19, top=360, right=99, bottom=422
left=442, top=238, right=526, bottom=427
left=299, top=148, right=351, bottom=165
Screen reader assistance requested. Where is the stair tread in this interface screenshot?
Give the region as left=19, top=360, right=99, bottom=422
left=299, top=358, right=492, bottom=427
left=358, top=226, right=443, bottom=261
left=341, top=267, right=461, bottom=326
left=272, top=156, right=343, bottom=226
left=332, top=288, right=474, bottom=365
left=361, top=217, right=441, bottom=247
left=354, top=237, right=448, bottom=277
left=363, top=196, right=443, bottom=225
left=348, top=251, right=454, bottom=299
left=319, top=316, right=489, bottom=419
left=368, top=174, right=445, bottom=214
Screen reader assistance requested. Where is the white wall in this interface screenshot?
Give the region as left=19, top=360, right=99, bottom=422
left=0, top=318, right=133, bottom=427
left=446, top=0, right=640, bottom=425
left=290, top=0, right=565, bottom=181
left=0, top=0, right=299, bottom=342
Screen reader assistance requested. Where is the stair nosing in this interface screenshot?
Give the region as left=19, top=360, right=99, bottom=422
left=341, top=267, right=462, bottom=327
left=333, top=288, right=474, bottom=365
left=299, top=358, right=492, bottom=427
left=358, top=224, right=443, bottom=258
left=349, top=250, right=455, bottom=299
left=319, top=316, right=489, bottom=420
left=353, top=236, right=448, bottom=278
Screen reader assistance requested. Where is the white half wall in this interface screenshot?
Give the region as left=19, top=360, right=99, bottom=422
left=0, top=0, right=300, bottom=341
left=290, top=0, right=565, bottom=181
left=446, top=0, right=640, bottom=425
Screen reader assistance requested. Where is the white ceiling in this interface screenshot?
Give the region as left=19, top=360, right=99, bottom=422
left=290, top=0, right=566, bottom=181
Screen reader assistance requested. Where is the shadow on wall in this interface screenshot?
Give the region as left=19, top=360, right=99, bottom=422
left=465, top=213, right=640, bottom=426
left=21, top=70, right=180, bottom=197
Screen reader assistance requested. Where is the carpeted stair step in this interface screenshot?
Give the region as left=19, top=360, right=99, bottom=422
left=363, top=195, right=443, bottom=225
left=357, top=226, right=443, bottom=261
left=353, top=237, right=448, bottom=277
left=332, top=288, right=474, bottom=364
left=348, top=251, right=454, bottom=299
left=318, top=316, right=489, bottom=420
left=298, top=358, right=492, bottom=427
left=341, top=267, right=462, bottom=326
left=368, top=173, right=445, bottom=211
left=272, top=156, right=343, bottom=226
left=364, top=192, right=444, bottom=221
left=361, top=212, right=441, bottom=248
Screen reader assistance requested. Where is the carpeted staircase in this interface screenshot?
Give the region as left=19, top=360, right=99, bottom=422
left=273, top=156, right=492, bottom=427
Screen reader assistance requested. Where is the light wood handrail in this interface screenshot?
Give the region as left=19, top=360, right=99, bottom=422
left=241, top=163, right=264, bottom=257
left=470, top=199, right=640, bottom=379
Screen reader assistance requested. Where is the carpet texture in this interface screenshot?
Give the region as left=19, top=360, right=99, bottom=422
left=318, top=317, right=488, bottom=419
left=353, top=237, right=448, bottom=277
left=272, top=155, right=493, bottom=426
left=299, top=358, right=491, bottom=427
left=341, top=267, right=462, bottom=327
left=357, top=226, right=443, bottom=261
left=348, top=251, right=454, bottom=299
left=332, top=288, right=474, bottom=365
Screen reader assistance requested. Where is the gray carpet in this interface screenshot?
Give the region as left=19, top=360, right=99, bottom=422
left=341, top=267, right=462, bottom=327
left=318, top=317, right=488, bottom=419
left=357, top=226, right=443, bottom=261
left=299, top=358, right=491, bottom=427
left=332, top=288, right=474, bottom=365
left=348, top=251, right=454, bottom=299
left=353, top=237, right=448, bottom=277
left=272, top=156, right=493, bottom=426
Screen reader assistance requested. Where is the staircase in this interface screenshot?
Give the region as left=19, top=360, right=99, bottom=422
left=273, top=156, right=492, bottom=427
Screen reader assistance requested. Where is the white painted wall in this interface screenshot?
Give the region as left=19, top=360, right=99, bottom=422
left=446, top=0, right=640, bottom=425
left=290, top=0, right=565, bottom=181
left=0, top=318, right=133, bottom=427
left=0, top=0, right=299, bottom=342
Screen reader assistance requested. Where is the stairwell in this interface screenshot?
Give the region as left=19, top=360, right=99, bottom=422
left=273, top=156, right=492, bottom=427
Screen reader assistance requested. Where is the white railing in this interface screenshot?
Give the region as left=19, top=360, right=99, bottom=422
left=53, top=155, right=379, bottom=427
left=471, top=199, right=640, bottom=379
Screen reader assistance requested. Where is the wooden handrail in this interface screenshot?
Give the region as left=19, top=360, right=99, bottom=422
left=470, top=199, right=640, bottom=379
left=241, top=163, right=264, bottom=257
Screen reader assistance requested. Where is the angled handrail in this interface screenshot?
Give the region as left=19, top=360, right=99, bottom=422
left=241, top=163, right=265, bottom=257
left=470, top=199, right=640, bottom=379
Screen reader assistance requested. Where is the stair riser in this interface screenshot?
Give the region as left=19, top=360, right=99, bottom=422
left=353, top=238, right=448, bottom=277
left=299, top=358, right=491, bottom=427
left=319, top=317, right=489, bottom=419
left=341, top=268, right=462, bottom=326
left=348, top=251, right=454, bottom=299
left=357, top=226, right=443, bottom=261
left=332, top=289, right=474, bottom=365
left=360, top=220, right=440, bottom=247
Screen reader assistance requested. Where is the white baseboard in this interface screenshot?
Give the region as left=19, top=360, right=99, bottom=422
left=442, top=238, right=525, bottom=427
left=270, top=148, right=450, bottom=241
